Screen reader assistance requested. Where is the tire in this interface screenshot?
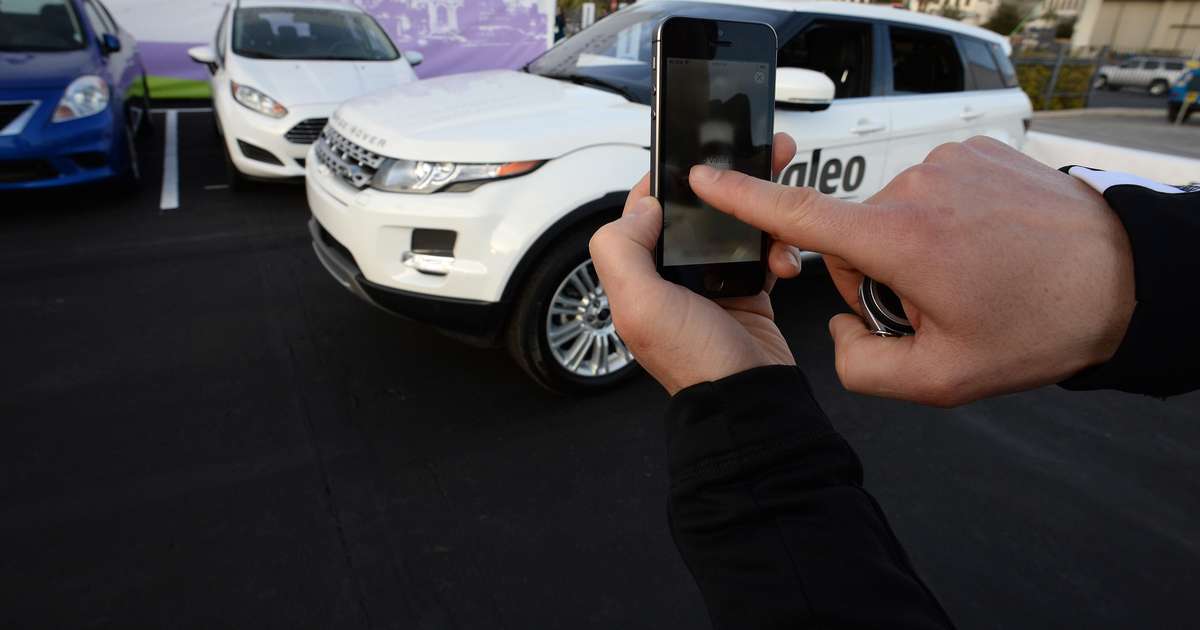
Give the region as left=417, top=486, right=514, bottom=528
left=1168, top=102, right=1181, bottom=123
left=1149, top=80, right=1169, bottom=96
left=113, top=121, right=142, bottom=194
left=506, top=221, right=640, bottom=394
left=1093, top=75, right=1108, bottom=90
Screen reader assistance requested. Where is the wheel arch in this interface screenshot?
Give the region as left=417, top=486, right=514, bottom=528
left=496, top=190, right=627, bottom=315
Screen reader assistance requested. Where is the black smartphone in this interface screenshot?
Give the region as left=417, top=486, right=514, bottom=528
left=651, top=16, right=777, bottom=298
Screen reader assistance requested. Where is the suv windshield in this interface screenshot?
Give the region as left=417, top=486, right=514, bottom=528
left=526, top=2, right=789, bottom=104
left=0, top=0, right=85, bottom=52
left=233, top=7, right=398, bottom=61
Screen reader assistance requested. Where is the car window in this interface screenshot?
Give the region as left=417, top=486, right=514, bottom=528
left=1144, top=60, right=1161, bottom=70
left=779, top=19, right=872, bottom=99
left=81, top=0, right=113, bottom=36
left=988, top=42, right=1018, bottom=88
left=93, top=0, right=120, bottom=32
left=1119, top=59, right=1139, bottom=68
left=1165, top=61, right=1184, bottom=70
left=890, top=27, right=963, bottom=94
left=216, top=5, right=229, bottom=60
left=961, top=38, right=1004, bottom=90
left=233, top=7, right=399, bottom=61
left=526, top=1, right=791, bottom=106
left=0, top=0, right=85, bottom=51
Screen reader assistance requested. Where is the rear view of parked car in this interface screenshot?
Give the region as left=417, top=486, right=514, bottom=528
left=1095, top=56, right=1188, bottom=96
left=189, top=0, right=424, bottom=187
left=0, top=0, right=150, bottom=191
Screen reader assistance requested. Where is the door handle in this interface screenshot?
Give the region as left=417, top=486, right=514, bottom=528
left=849, top=119, right=886, bottom=135
left=960, top=108, right=984, bottom=121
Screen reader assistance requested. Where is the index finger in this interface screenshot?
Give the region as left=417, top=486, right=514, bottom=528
left=688, top=166, right=897, bottom=274
left=624, top=132, right=799, bottom=215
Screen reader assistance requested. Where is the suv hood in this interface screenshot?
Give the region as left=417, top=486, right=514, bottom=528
left=235, top=58, right=415, bottom=107
left=329, top=70, right=649, bottom=163
left=0, top=50, right=97, bottom=90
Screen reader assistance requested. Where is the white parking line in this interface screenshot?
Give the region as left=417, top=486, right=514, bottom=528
left=150, top=107, right=213, bottom=114
left=160, top=110, right=179, bottom=211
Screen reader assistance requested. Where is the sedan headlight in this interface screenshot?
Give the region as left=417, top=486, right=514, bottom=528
left=231, top=81, right=288, bottom=118
left=371, top=159, right=544, bottom=193
left=52, top=75, right=109, bottom=123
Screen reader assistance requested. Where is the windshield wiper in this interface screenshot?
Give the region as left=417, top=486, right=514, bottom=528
left=237, top=50, right=283, bottom=60
left=554, top=74, right=638, bottom=102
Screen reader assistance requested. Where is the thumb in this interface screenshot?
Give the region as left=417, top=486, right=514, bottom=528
left=589, top=196, right=663, bottom=297
left=828, top=313, right=918, bottom=400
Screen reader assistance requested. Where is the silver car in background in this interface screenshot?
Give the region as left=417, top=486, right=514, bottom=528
left=1095, top=56, right=1188, bottom=95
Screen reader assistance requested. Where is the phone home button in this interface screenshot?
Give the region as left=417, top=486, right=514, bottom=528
left=704, top=274, right=725, bottom=293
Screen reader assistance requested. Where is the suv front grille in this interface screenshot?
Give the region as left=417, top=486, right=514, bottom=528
left=314, top=127, right=387, bottom=189
left=285, top=118, right=328, bottom=144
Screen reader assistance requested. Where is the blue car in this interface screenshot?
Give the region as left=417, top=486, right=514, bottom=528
left=1167, top=65, right=1200, bottom=124
left=0, top=0, right=150, bottom=191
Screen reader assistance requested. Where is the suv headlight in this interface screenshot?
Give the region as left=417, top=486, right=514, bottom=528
left=231, top=81, right=288, bottom=118
left=371, top=159, right=544, bottom=193
left=52, top=75, right=109, bottom=123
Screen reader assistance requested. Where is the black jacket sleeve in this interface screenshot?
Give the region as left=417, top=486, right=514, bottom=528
left=666, top=366, right=955, bottom=630
left=1057, top=167, right=1200, bottom=397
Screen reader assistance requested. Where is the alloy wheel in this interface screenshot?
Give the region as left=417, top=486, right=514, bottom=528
left=545, top=259, right=633, bottom=378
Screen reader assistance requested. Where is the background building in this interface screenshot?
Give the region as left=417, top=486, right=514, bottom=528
left=1070, top=0, right=1200, bottom=55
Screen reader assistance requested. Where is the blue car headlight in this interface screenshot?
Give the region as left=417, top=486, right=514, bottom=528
left=53, top=75, right=110, bottom=123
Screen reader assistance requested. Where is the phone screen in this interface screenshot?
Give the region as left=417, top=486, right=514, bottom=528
left=660, top=57, right=772, bottom=267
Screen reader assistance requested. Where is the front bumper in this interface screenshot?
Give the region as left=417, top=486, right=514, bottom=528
left=308, top=216, right=508, bottom=344
left=0, top=102, right=124, bottom=190
left=218, top=99, right=333, bottom=179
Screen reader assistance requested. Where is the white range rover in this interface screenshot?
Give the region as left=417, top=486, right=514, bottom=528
left=306, top=0, right=1031, bottom=393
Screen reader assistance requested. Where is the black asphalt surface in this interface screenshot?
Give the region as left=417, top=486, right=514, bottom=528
left=1086, top=87, right=1167, bottom=110
left=2, top=111, right=1198, bottom=630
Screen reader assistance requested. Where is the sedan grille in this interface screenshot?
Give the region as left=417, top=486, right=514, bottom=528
left=314, top=127, right=387, bottom=189
left=285, top=118, right=328, bottom=144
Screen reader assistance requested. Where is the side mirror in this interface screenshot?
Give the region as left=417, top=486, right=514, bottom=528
left=775, top=68, right=835, bottom=112
left=100, top=33, right=121, bottom=54
left=403, top=50, right=424, bottom=67
left=187, top=45, right=217, bottom=65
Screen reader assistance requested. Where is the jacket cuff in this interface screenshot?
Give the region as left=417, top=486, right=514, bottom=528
left=1058, top=166, right=1200, bottom=396
left=665, top=365, right=836, bottom=481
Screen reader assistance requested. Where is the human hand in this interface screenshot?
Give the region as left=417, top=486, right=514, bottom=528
left=688, top=135, right=1136, bottom=407
left=589, top=133, right=805, bottom=395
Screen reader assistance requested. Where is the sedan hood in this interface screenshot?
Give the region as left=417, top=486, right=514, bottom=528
left=0, top=50, right=97, bottom=90
left=329, top=70, right=649, bottom=163
left=234, top=59, right=415, bottom=108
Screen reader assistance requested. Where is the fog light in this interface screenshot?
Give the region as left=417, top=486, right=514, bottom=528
left=402, top=251, right=454, bottom=276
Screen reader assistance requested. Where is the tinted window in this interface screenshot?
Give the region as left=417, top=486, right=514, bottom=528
left=1166, top=61, right=1184, bottom=70
left=233, top=7, right=398, bottom=61
left=0, top=0, right=85, bottom=51
left=82, top=0, right=113, bottom=36
left=890, top=27, right=963, bottom=94
left=1144, top=60, right=1160, bottom=70
left=988, top=42, right=1018, bottom=88
left=779, top=19, right=872, bottom=99
left=1120, top=59, right=1139, bottom=68
left=962, top=38, right=1004, bottom=89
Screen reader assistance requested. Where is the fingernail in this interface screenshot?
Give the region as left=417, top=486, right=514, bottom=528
left=690, top=164, right=719, bottom=184
left=629, top=196, right=658, bottom=217
left=787, top=248, right=802, bottom=270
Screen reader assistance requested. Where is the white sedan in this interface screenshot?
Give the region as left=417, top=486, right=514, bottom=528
left=188, top=0, right=422, bottom=185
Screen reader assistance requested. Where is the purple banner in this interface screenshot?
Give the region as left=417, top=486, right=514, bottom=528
left=135, top=0, right=553, bottom=81
left=350, top=0, right=551, bottom=78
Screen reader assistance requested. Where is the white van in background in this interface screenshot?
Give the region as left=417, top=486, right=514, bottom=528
left=188, top=0, right=423, bottom=186
left=305, top=0, right=1032, bottom=393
